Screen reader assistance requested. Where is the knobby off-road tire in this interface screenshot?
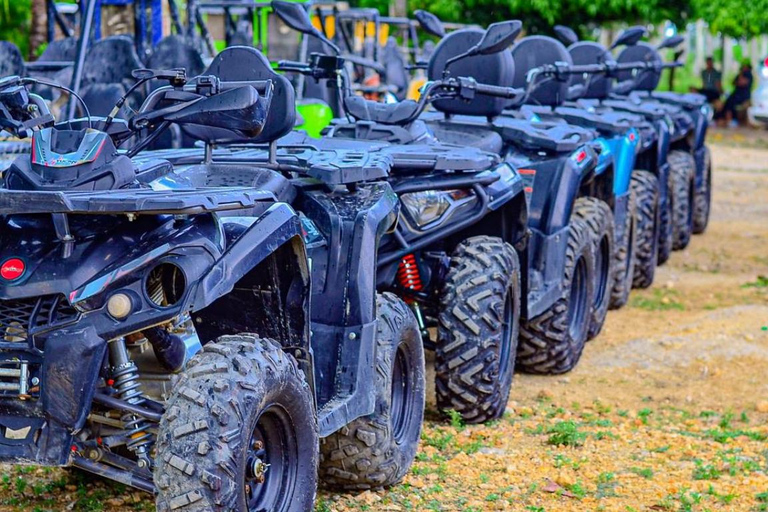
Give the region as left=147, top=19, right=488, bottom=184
left=608, top=188, right=637, bottom=310
left=631, top=170, right=661, bottom=289
left=692, top=146, right=712, bottom=234
left=155, top=335, right=317, bottom=512
left=518, top=218, right=595, bottom=374
left=572, top=197, right=614, bottom=340
left=319, top=293, right=425, bottom=490
left=436, top=236, right=521, bottom=424
left=668, top=149, right=695, bottom=251
left=657, top=170, right=674, bottom=266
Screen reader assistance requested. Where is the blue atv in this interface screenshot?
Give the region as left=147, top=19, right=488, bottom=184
left=609, top=30, right=713, bottom=236
left=549, top=27, right=685, bottom=283
left=496, top=33, right=644, bottom=312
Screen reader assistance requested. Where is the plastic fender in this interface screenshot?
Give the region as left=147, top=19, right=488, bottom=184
left=517, top=146, right=597, bottom=236
left=605, top=129, right=640, bottom=196
left=593, top=137, right=614, bottom=177
left=295, top=182, right=398, bottom=435
left=192, top=203, right=305, bottom=310
left=693, top=105, right=710, bottom=150
left=693, top=146, right=707, bottom=193
left=484, top=162, right=526, bottom=210
left=549, top=147, right=599, bottom=233
left=655, top=119, right=671, bottom=172
left=42, top=325, right=106, bottom=430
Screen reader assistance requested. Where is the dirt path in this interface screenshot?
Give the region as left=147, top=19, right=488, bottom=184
left=0, top=130, right=765, bottom=511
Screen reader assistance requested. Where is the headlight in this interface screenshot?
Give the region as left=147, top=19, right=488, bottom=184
left=400, top=189, right=475, bottom=228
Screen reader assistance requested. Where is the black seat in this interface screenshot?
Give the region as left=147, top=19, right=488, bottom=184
left=427, top=28, right=516, bottom=118
left=38, top=37, right=77, bottom=62
left=510, top=35, right=571, bottom=106
left=567, top=41, right=613, bottom=100
left=201, top=46, right=296, bottom=144
left=381, top=37, right=409, bottom=100
left=615, top=42, right=662, bottom=92
left=0, top=42, right=25, bottom=77
left=81, top=36, right=144, bottom=91
left=147, top=35, right=205, bottom=79
left=80, top=36, right=145, bottom=117
left=344, top=95, right=420, bottom=125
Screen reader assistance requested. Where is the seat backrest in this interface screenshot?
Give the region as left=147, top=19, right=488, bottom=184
left=82, top=36, right=143, bottom=89
left=510, top=35, right=571, bottom=106
left=147, top=35, right=205, bottom=78
left=381, top=37, right=409, bottom=100
left=0, top=42, right=25, bottom=77
left=38, top=37, right=77, bottom=62
left=616, top=42, right=662, bottom=91
left=202, top=46, right=296, bottom=143
left=568, top=41, right=613, bottom=99
left=427, top=28, right=515, bottom=118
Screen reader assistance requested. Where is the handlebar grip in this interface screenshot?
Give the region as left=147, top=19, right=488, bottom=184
left=474, top=83, right=520, bottom=99
left=276, top=60, right=311, bottom=74
left=569, top=64, right=606, bottom=74
left=663, top=61, right=683, bottom=68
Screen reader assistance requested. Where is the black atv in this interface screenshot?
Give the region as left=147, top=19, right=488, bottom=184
left=150, top=29, right=528, bottom=433
left=0, top=61, right=427, bottom=510
left=272, top=2, right=602, bottom=377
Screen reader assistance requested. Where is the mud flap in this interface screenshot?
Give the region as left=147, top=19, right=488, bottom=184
left=42, top=325, right=106, bottom=430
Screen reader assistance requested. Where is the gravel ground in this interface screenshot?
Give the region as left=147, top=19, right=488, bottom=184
left=0, top=129, right=765, bottom=511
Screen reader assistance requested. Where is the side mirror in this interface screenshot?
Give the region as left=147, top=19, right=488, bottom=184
left=443, top=20, right=522, bottom=74
left=271, top=1, right=341, bottom=54
left=554, top=25, right=579, bottom=46
left=610, top=26, right=647, bottom=49
left=414, top=10, right=445, bottom=38
left=475, top=20, right=523, bottom=55
left=658, top=35, right=684, bottom=50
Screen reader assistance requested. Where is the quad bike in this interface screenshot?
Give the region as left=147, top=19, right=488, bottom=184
left=0, top=58, right=428, bottom=510
left=609, top=32, right=713, bottom=236
left=163, top=11, right=529, bottom=428
left=494, top=33, right=644, bottom=316
left=272, top=2, right=600, bottom=376
left=545, top=27, right=681, bottom=279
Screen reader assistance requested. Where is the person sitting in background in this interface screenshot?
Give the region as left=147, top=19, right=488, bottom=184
left=718, top=61, right=753, bottom=128
left=697, top=57, right=722, bottom=103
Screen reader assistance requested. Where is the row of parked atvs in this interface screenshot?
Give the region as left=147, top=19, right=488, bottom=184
left=0, top=3, right=712, bottom=511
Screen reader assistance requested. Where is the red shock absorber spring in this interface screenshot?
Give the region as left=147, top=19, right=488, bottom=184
left=397, top=254, right=423, bottom=293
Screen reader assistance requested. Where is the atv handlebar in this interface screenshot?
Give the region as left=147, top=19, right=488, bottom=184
left=463, top=79, right=525, bottom=99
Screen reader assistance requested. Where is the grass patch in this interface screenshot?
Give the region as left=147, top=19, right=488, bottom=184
left=742, top=275, right=768, bottom=288
left=630, top=289, right=684, bottom=311
left=546, top=421, right=587, bottom=447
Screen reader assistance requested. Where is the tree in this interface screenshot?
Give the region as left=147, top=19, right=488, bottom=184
left=351, top=0, right=692, bottom=34
left=29, top=0, right=47, bottom=59
left=692, top=0, right=768, bottom=38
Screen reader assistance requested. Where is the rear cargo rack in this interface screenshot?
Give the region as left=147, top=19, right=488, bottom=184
left=0, top=186, right=276, bottom=216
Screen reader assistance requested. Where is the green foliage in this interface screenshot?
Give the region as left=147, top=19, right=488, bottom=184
left=692, top=0, right=768, bottom=38
left=546, top=420, right=587, bottom=446
left=352, top=0, right=691, bottom=35
left=0, top=0, right=31, bottom=57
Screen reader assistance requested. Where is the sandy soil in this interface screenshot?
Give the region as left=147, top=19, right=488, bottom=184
left=0, top=129, right=765, bottom=511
